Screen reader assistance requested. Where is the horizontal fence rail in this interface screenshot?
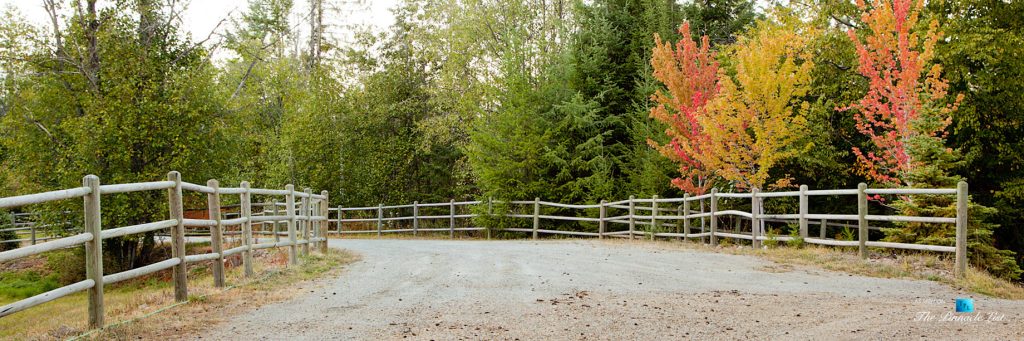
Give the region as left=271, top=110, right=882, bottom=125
left=334, top=182, right=969, bottom=280
left=0, top=171, right=330, bottom=330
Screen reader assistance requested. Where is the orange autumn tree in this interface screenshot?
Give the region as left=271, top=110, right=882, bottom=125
left=841, top=0, right=962, bottom=187
left=696, top=16, right=815, bottom=191
left=648, top=22, right=719, bottom=195
left=843, top=1, right=1021, bottom=281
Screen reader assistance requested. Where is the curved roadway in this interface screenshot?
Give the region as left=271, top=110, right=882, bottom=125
left=203, top=239, right=1023, bottom=340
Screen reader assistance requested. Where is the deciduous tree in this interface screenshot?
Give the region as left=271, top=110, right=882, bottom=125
left=844, top=0, right=1020, bottom=280
left=840, top=0, right=961, bottom=187
left=648, top=22, right=718, bottom=195
left=695, top=14, right=814, bottom=191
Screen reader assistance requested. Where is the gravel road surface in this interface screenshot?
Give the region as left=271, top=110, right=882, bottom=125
left=202, top=239, right=1023, bottom=340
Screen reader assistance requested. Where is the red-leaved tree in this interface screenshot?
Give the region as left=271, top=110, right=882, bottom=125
left=841, top=0, right=962, bottom=187
left=648, top=22, right=719, bottom=195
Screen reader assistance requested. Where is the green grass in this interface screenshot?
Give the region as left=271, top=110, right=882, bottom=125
left=0, top=271, right=61, bottom=302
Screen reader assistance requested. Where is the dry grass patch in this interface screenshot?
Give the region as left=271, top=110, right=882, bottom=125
left=329, top=231, right=494, bottom=240
left=602, top=238, right=1024, bottom=300
left=0, top=247, right=357, bottom=340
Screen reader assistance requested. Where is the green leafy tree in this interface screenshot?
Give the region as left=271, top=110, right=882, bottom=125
left=0, top=0, right=233, bottom=270
left=221, top=0, right=303, bottom=185
left=330, top=2, right=467, bottom=205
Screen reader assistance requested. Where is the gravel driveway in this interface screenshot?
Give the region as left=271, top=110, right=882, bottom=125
left=202, top=239, right=1023, bottom=340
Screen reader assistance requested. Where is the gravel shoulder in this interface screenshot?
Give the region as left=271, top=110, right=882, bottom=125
left=201, top=239, right=1024, bottom=340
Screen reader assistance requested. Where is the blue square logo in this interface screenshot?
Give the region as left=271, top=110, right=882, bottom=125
left=955, top=298, right=974, bottom=313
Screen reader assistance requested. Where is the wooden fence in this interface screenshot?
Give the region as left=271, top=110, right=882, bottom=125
left=0, top=171, right=330, bottom=329
left=0, top=176, right=972, bottom=328
left=334, top=182, right=969, bottom=278
left=0, top=211, right=76, bottom=246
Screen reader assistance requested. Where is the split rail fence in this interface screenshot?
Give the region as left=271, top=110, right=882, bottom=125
left=0, top=211, right=76, bottom=246
left=0, top=176, right=972, bottom=329
left=334, top=182, right=969, bottom=278
left=0, top=171, right=330, bottom=329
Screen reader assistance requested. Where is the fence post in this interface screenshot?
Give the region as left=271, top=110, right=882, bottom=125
left=254, top=203, right=260, bottom=245
left=650, top=195, right=658, bottom=241
left=710, top=188, right=718, bottom=246
left=599, top=200, right=606, bottom=239
left=412, top=201, right=418, bottom=236
left=681, top=195, right=691, bottom=242
left=628, top=195, right=635, bottom=240
left=308, top=199, right=315, bottom=242
left=377, top=204, right=383, bottom=238
left=321, top=190, right=329, bottom=251
left=533, top=197, right=540, bottom=240
left=486, top=197, right=493, bottom=240
left=301, top=188, right=311, bottom=256
left=751, top=188, right=760, bottom=249
left=820, top=219, right=827, bottom=239
left=310, top=199, right=317, bottom=248
left=240, top=182, right=254, bottom=277
left=207, top=180, right=225, bottom=288
left=167, top=171, right=188, bottom=302
left=337, top=205, right=343, bottom=237
left=676, top=205, right=683, bottom=238
left=83, top=175, right=104, bottom=329
left=272, top=200, right=280, bottom=243
left=799, top=185, right=808, bottom=239
left=449, top=199, right=455, bottom=239
left=857, top=183, right=868, bottom=259
left=30, top=223, right=36, bottom=245
left=956, top=181, right=968, bottom=279
left=286, top=184, right=298, bottom=266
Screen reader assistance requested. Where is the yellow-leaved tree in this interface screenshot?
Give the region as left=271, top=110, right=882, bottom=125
left=696, top=14, right=815, bottom=191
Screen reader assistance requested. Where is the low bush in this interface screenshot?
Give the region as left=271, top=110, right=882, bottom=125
left=46, top=249, right=85, bottom=285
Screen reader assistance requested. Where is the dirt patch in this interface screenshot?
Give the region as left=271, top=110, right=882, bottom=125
left=378, top=290, right=1023, bottom=340
left=0, top=255, right=46, bottom=272
left=757, top=263, right=795, bottom=273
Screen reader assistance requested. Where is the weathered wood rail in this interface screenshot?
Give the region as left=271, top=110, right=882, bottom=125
left=0, top=171, right=330, bottom=329
left=334, top=182, right=969, bottom=279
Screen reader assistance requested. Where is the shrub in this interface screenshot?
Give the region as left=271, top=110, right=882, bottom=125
left=764, top=228, right=780, bottom=248
left=838, top=226, right=855, bottom=241
left=787, top=224, right=804, bottom=248
left=45, top=249, right=85, bottom=285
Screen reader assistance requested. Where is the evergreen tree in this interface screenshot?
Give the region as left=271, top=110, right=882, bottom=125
left=931, top=0, right=1024, bottom=278
left=680, top=0, right=759, bottom=46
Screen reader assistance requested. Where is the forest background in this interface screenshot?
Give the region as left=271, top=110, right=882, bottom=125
left=0, top=0, right=1022, bottom=281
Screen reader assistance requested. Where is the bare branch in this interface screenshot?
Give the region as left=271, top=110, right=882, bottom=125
left=230, top=59, right=260, bottom=101
left=830, top=13, right=861, bottom=30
